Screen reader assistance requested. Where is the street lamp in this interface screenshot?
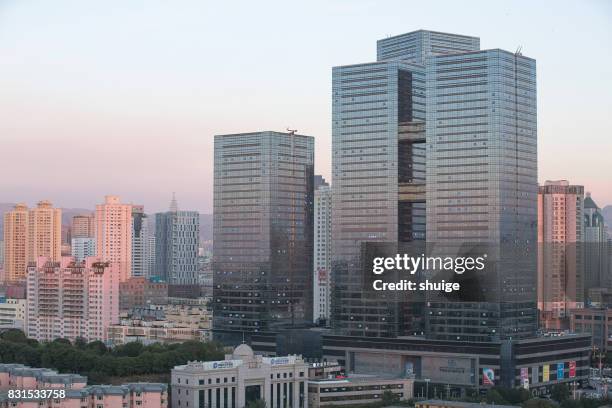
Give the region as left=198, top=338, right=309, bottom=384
left=424, top=379, right=431, bottom=399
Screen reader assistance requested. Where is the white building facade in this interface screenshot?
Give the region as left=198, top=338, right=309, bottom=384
left=172, top=344, right=308, bottom=408
left=313, top=184, right=332, bottom=324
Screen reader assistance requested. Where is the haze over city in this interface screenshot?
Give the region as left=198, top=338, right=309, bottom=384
left=0, top=0, right=610, bottom=213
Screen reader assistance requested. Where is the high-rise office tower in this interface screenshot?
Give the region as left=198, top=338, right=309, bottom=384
left=331, top=30, right=538, bottom=341
left=331, top=31, right=476, bottom=337
left=26, top=256, right=119, bottom=342
left=72, top=214, right=95, bottom=238
left=3, top=204, right=28, bottom=282
left=377, top=30, right=480, bottom=64
left=314, top=176, right=332, bottom=324
left=583, top=193, right=609, bottom=300
left=537, top=180, right=584, bottom=330
left=95, top=196, right=132, bottom=282
left=26, top=200, right=62, bottom=263
left=155, top=196, right=199, bottom=284
left=425, top=48, right=538, bottom=341
left=131, top=205, right=149, bottom=278
left=213, top=131, right=314, bottom=337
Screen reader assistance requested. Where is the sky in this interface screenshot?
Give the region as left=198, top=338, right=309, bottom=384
left=0, top=0, right=610, bottom=213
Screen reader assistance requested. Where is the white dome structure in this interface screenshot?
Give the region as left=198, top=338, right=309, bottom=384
left=232, top=343, right=254, bottom=360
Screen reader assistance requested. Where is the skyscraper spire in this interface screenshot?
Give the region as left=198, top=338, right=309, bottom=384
left=169, top=192, right=178, bottom=212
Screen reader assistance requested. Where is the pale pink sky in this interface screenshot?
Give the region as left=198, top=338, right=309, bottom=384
left=0, top=0, right=610, bottom=213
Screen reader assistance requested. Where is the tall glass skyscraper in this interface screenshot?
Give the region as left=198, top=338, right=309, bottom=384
left=425, top=49, right=538, bottom=341
left=331, top=30, right=538, bottom=341
left=213, top=131, right=314, bottom=339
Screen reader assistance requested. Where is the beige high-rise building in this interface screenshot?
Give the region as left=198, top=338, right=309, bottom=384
left=3, top=204, right=28, bottom=282
left=2, top=201, right=62, bottom=282
left=26, top=200, right=62, bottom=263
left=71, top=214, right=95, bottom=238
left=96, top=195, right=132, bottom=282
left=538, top=180, right=584, bottom=330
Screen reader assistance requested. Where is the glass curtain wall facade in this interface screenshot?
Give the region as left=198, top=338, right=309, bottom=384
left=425, top=49, right=538, bottom=341
left=213, top=131, right=314, bottom=336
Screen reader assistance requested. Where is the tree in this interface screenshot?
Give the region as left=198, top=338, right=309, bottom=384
left=382, top=390, right=400, bottom=406
left=523, top=398, right=557, bottom=408
left=1, top=329, right=28, bottom=343
left=246, top=399, right=267, bottom=408
left=551, top=384, right=570, bottom=402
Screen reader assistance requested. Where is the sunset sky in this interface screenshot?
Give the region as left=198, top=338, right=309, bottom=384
left=1, top=0, right=610, bottom=213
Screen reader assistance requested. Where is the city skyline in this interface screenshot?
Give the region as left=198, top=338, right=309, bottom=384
left=1, top=0, right=611, bottom=213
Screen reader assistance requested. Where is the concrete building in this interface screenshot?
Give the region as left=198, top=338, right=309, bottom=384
left=538, top=181, right=585, bottom=330
left=322, top=333, right=590, bottom=395
left=26, top=256, right=119, bottom=342
left=155, top=196, right=200, bottom=285
left=26, top=201, right=62, bottom=264
left=0, top=364, right=167, bottom=408
left=2, top=204, right=28, bottom=282
left=108, top=301, right=213, bottom=345
left=71, top=214, right=95, bottom=238
left=0, top=297, right=26, bottom=330
left=172, top=344, right=309, bottom=408
left=96, top=195, right=132, bottom=282
left=119, top=276, right=168, bottom=311
left=3, top=202, right=62, bottom=283
left=314, top=177, right=332, bottom=325
left=131, top=205, right=150, bottom=278
left=70, top=237, right=95, bottom=262
left=308, top=376, right=413, bottom=408
left=569, top=308, right=612, bottom=352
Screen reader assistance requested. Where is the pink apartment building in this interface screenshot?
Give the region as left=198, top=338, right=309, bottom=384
left=95, top=196, right=132, bottom=282
left=0, top=364, right=167, bottom=408
left=26, top=257, right=119, bottom=342
left=537, top=180, right=584, bottom=330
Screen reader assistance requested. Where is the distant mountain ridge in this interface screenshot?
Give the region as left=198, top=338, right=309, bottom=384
left=0, top=203, right=213, bottom=242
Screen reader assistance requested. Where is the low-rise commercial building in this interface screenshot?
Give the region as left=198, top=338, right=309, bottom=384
left=108, top=301, right=213, bottom=345
left=308, top=376, right=413, bottom=408
left=0, top=297, right=26, bottom=330
left=172, top=344, right=308, bottom=408
left=323, top=333, right=591, bottom=396
left=569, top=308, right=612, bottom=351
left=119, top=276, right=168, bottom=311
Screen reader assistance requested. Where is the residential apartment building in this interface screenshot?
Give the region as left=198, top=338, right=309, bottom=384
left=0, top=297, right=26, bottom=330
left=26, top=257, right=119, bottom=342
left=213, top=131, right=314, bottom=339
left=95, top=195, right=132, bottom=282
left=3, top=204, right=28, bottom=282
left=70, top=237, right=96, bottom=262
left=3, top=202, right=62, bottom=282
left=131, top=205, right=150, bottom=278
left=0, top=364, right=167, bottom=408
left=537, top=181, right=584, bottom=330
left=71, top=214, right=95, bottom=238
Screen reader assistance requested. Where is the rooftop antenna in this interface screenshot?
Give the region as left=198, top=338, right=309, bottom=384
left=515, top=45, right=523, bottom=56
left=287, top=128, right=297, bottom=136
